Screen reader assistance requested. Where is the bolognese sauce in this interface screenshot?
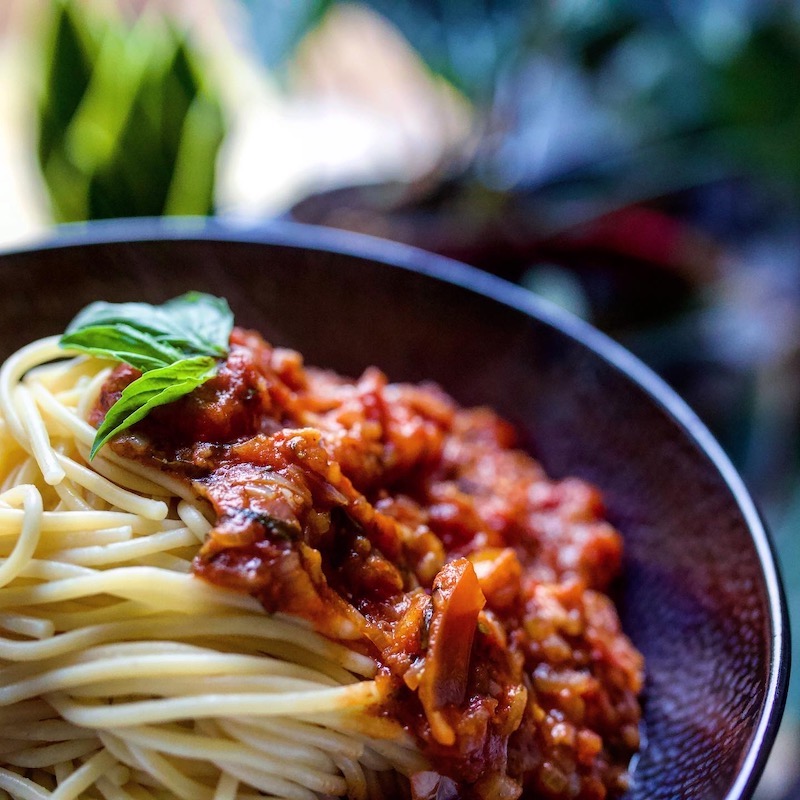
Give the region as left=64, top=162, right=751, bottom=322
left=91, top=327, right=643, bottom=800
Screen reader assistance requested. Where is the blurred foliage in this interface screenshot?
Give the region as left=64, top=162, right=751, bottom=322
left=38, top=1, right=224, bottom=222
left=247, top=0, right=800, bottom=198
left=241, top=0, right=334, bottom=74
left=242, top=0, right=528, bottom=99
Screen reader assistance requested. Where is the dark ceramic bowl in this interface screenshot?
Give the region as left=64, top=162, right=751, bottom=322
left=1, top=218, right=789, bottom=799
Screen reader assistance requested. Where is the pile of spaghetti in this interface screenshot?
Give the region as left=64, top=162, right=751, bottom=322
left=0, top=296, right=643, bottom=800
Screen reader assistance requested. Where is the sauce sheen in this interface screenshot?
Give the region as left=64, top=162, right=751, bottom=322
left=92, top=328, right=643, bottom=800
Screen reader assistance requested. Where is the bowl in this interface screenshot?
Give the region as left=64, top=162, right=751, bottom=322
left=0, top=217, right=789, bottom=799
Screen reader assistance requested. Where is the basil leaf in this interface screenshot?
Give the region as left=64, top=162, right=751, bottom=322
left=65, top=292, right=233, bottom=358
left=62, top=293, right=233, bottom=458
left=161, top=292, right=233, bottom=357
left=90, top=356, right=217, bottom=458
left=60, top=323, right=184, bottom=371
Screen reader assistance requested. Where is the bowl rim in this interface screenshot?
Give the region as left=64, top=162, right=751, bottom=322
left=2, top=215, right=791, bottom=800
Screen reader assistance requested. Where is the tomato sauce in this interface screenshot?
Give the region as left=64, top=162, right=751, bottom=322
left=93, top=328, right=643, bottom=800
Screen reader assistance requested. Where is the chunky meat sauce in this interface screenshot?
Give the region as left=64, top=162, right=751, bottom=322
left=91, top=328, right=643, bottom=800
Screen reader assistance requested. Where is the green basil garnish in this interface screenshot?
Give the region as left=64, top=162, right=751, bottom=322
left=64, top=292, right=232, bottom=358
left=60, top=292, right=233, bottom=458
left=90, top=356, right=218, bottom=458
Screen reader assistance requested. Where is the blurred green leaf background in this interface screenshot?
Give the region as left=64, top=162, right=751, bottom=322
left=38, top=0, right=223, bottom=221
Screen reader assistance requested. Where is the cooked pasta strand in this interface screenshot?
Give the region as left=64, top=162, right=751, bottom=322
left=0, top=337, right=422, bottom=800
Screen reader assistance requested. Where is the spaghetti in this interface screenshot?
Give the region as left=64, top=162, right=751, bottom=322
left=0, top=312, right=643, bottom=800
left=0, top=337, right=421, bottom=800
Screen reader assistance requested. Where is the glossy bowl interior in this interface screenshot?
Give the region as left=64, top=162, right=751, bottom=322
left=0, top=218, right=789, bottom=800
